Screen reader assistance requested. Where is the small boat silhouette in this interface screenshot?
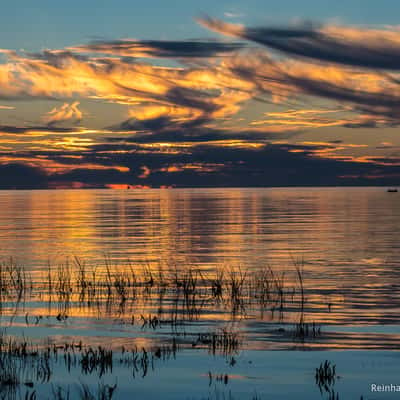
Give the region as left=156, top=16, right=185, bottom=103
left=387, top=188, right=398, bottom=192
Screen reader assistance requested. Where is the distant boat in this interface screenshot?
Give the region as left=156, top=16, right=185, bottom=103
left=387, top=188, right=398, bottom=192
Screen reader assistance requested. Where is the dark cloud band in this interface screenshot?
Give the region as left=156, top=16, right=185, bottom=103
left=73, top=39, right=246, bottom=59
left=199, top=16, right=400, bottom=70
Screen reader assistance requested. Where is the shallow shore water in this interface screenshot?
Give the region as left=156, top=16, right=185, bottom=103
left=0, top=187, right=399, bottom=399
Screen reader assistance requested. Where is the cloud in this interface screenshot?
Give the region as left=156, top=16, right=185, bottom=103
left=0, top=49, right=254, bottom=133
left=129, top=105, right=204, bottom=123
left=218, top=52, right=400, bottom=126
left=109, top=124, right=295, bottom=144
left=198, top=16, right=400, bottom=70
left=194, top=17, right=400, bottom=126
left=2, top=17, right=400, bottom=188
left=223, top=12, right=245, bottom=19
left=0, top=124, right=77, bottom=134
left=252, top=108, right=351, bottom=128
left=3, top=130, right=400, bottom=188
left=0, top=163, right=48, bottom=189
left=40, top=142, right=400, bottom=187
left=252, top=108, right=391, bottom=129
left=43, top=101, right=82, bottom=126
left=72, top=39, right=245, bottom=59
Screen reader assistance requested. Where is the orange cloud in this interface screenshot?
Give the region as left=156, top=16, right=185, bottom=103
left=2, top=18, right=400, bottom=182
left=129, top=105, right=203, bottom=123
left=138, top=165, right=151, bottom=178
left=0, top=49, right=257, bottom=135
left=43, top=101, right=82, bottom=126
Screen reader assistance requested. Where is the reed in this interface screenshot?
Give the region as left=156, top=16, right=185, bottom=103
left=51, top=385, right=70, bottom=400
left=228, top=268, right=247, bottom=310
left=0, top=256, right=315, bottom=332
left=294, top=258, right=305, bottom=311
left=78, top=382, right=117, bottom=400
left=293, top=321, right=322, bottom=340
left=190, top=390, right=261, bottom=400
left=210, top=268, right=224, bottom=299
left=81, top=347, right=113, bottom=377
left=315, top=360, right=337, bottom=395
left=0, top=331, right=180, bottom=399
left=194, top=329, right=241, bottom=356
left=208, top=372, right=229, bottom=386
left=0, top=258, right=30, bottom=304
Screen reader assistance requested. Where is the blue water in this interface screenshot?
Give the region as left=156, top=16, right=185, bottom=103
left=0, top=187, right=399, bottom=399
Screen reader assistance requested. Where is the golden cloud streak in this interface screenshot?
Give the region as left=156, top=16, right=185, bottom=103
left=1, top=17, right=400, bottom=179
left=0, top=155, right=129, bottom=174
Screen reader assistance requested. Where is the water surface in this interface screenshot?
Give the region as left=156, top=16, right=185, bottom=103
left=0, top=187, right=399, bottom=399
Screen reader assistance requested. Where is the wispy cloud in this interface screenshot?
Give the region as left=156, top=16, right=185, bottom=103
left=0, top=125, right=78, bottom=135
left=198, top=16, right=400, bottom=70
left=223, top=12, right=245, bottom=19
left=212, top=50, right=400, bottom=127
left=196, top=17, right=400, bottom=125
left=0, top=49, right=253, bottom=130
left=71, top=39, right=245, bottom=59
left=43, top=101, right=82, bottom=126
left=1, top=16, right=400, bottom=187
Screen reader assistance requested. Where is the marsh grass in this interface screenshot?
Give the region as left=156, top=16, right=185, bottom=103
left=78, top=382, right=117, bottom=400
left=0, top=258, right=31, bottom=308
left=0, top=256, right=317, bottom=346
left=190, top=389, right=262, bottom=400
left=315, top=360, right=337, bottom=396
left=0, top=336, right=49, bottom=400
left=0, top=331, right=181, bottom=399
left=0, top=257, right=303, bottom=312
left=210, top=268, right=224, bottom=299
left=51, top=385, right=70, bottom=400
left=208, top=372, right=229, bottom=386
left=293, top=321, right=322, bottom=340
left=0, top=256, right=340, bottom=399
left=194, top=329, right=241, bottom=356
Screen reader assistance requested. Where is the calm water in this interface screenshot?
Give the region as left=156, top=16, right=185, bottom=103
left=0, top=187, right=399, bottom=399
left=0, top=187, right=399, bottom=268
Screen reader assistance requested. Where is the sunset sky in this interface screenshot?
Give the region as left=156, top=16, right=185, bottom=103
left=1, top=0, right=400, bottom=188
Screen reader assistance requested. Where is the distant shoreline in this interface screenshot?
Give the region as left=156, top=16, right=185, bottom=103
left=0, top=185, right=397, bottom=191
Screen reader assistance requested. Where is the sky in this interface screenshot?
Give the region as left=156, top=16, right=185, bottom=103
left=1, top=1, right=400, bottom=188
